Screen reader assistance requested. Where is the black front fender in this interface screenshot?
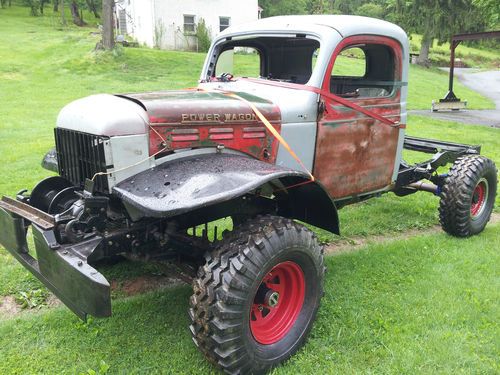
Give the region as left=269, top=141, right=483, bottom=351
left=113, top=153, right=339, bottom=234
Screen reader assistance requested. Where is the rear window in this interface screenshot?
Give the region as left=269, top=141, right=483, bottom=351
left=332, top=47, right=366, bottom=77
left=330, top=43, right=396, bottom=98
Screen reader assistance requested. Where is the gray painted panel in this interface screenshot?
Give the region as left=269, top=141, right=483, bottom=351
left=198, top=80, right=319, bottom=124
left=276, top=122, right=317, bottom=172
left=106, top=134, right=152, bottom=189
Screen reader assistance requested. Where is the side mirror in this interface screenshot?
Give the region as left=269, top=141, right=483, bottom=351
left=215, top=49, right=234, bottom=77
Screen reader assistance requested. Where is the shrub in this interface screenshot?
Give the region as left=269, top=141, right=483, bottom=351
left=356, top=3, right=384, bottom=19
left=154, top=20, right=166, bottom=49
left=196, top=18, right=212, bottom=52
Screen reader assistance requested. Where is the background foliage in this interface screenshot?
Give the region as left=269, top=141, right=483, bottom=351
left=259, top=0, right=500, bottom=64
left=196, top=17, right=212, bottom=53
left=5, top=0, right=498, bottom=66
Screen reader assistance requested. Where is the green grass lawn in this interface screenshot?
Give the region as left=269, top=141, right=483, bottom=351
left=0, top=5, right=499, bottom=374
left=0, top=224, right=498, bottom=374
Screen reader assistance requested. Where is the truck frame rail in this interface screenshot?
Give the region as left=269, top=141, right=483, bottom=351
left=395, top=135, right=481, bottom=192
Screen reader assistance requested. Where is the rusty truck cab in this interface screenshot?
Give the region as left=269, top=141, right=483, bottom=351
left=199, top=15, right=409, bottom=203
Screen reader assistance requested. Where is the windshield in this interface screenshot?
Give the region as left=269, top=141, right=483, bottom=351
left=206, top=36, right=321, bottom=85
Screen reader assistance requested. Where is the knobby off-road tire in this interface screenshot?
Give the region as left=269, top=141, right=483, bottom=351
left=189, top=215, right=325, bottom=374
left=439, top=155, right=497, bottom=237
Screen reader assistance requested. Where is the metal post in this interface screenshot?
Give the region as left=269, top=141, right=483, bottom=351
left=433, top=30, right=499, bottom=110
left=443, top=40, right=460, bottom=101
left=448, top=41, right=456, bottom=93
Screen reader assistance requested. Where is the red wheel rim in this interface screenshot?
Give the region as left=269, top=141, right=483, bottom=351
left=250, top=261, right=305, bottom=345
left=471, top=180, right=487, bottom=218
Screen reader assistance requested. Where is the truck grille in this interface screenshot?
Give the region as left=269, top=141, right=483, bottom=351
left=54, top=128, right=109, bottom=192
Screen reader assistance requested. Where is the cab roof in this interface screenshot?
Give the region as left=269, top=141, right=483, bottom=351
left=219, top=15, right=408, bottom=50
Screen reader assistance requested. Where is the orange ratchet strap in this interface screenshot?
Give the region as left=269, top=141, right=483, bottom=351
left=241, top=78, right=403, bottom=128
left=223, top=92, right=315, bottom=182
left=198, top=87, right=316, bottom=182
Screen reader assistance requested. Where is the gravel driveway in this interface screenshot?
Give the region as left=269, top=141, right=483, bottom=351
left=410, top=68, right=500, bottom=128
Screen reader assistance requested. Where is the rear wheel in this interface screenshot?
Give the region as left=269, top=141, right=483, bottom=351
left=189, top=215, right=324, bottom=374
left=439, top=155, right=497, bottom=237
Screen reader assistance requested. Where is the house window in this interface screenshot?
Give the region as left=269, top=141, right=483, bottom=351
left=184, top=15, right=195, bottom=34
left=118, top=9, right=127, bottom=34
left=219, top=17, right=230, bottom=32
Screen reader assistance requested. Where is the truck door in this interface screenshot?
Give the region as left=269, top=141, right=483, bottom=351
left=314, top=35, right=404, bottom=200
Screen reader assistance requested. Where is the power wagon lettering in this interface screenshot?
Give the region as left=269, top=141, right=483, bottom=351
left=180, top=113, right=258, bottom=123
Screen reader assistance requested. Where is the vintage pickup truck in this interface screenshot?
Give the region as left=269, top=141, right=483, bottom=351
left=0, top=15, right=497, bottom=374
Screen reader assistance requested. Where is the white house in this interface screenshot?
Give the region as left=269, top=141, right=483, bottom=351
left=115, top=0, right=260, bottom=51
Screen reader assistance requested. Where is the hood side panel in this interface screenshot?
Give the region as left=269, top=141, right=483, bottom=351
left=125, top=90, right=282, bottom=163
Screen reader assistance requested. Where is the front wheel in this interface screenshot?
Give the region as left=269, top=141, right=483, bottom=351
left=189, top=215, right=325, bottom=374
left=439, top=155, right=497, bottom=237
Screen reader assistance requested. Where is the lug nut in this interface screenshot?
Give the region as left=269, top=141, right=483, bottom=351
left=266, top=291, right=280, bottom=307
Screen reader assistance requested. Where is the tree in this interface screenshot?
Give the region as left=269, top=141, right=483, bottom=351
left=69, top=0, right=86, bottom=26
left=356, top=3, right=384, bottom=19
left=23, top=0, right=40, bottom=16
left=393, top=0, right=486, bottom=65
left=39, top=0, right=49, bottom=14
left=60, top=0, right=66, bottom=25
left=86, top=0, right=99, bottom=18
left=307, top=0, right=331, bottom=14
left=101, top=0, right=114, bottom=49
left=473, top=0, right=500, bottom=28
left=331, top=0, right=365, bottom=14
left=196, top=18, right=212, bottom=52
left=258, top=0, right=307, bottom=17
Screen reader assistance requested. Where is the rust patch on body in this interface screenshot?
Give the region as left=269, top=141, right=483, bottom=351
left=315, top=103, right=401, bottom=199
left=314, top=34, right=404, bottom=199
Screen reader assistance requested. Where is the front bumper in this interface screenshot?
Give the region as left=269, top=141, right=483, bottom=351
left=0, top=198, right=111, bottom=320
